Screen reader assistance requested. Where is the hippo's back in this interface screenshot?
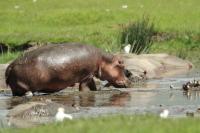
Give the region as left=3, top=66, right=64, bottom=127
left=17, top=43, right=100, bottom=67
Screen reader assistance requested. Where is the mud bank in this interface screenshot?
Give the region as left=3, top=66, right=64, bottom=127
left=122, top=53, right=192, bottom=79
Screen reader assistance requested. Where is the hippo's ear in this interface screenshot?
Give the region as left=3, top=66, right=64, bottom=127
left=112, top=56, right=124, bottom=68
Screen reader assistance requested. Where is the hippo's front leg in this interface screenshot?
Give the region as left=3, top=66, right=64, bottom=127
left=79, top=78, right=97, bottom=91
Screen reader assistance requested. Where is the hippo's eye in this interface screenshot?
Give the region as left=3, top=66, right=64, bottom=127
left=118, top=60, right=124, bottom=64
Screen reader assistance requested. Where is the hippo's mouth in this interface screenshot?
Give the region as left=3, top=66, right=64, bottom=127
left=104, top=81, right=129, bottom=88
left=112, top=83, right=128, bottom=88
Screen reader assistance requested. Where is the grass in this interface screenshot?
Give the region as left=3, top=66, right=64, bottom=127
left=1, top=115, right=200, bottom=133
left=0, top=0, right=200, bottom=48
left=0, top=52, right=21, bottom=64
left=0, top=0, right=200, bottom=65
left=120, top=16, right=155, bottom=54
left=150, top=38, right=200, bottom=67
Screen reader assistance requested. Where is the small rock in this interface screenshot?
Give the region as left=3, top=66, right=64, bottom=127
left=170, top=85, right=174, bottom=89
left=186, top=111, right=194, bottom=117
left=72, top=104, right=80, bottom=111
left=196, top=108, right=200, bottom=113
left=25, top=91, right=33, bottom=98
left=45, top=99, right=52, bottom=103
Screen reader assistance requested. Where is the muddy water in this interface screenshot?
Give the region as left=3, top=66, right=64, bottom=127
left=0, top=70, right=200, bottom=128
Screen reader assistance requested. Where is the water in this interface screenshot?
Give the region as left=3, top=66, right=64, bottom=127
left=0, top=69, right=200, bottom=128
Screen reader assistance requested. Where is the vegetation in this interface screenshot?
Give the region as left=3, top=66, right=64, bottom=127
left=0, top=0, right=199, bottom=64
left=0, top=52, right=21, bottom=64
left=1, top=115, right=200, bottom=133
left=120, top=16, right=155, bottom=54
left=150, top=32, right=200, bottom=66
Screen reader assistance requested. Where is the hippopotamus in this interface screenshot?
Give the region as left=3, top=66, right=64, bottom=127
left=5, top=43, right=130, bottom=96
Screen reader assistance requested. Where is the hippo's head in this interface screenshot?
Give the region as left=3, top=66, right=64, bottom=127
left=98, top=55, right=130, bottom=88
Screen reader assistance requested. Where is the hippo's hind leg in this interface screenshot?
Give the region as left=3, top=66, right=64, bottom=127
left=79, top=78, right=97, bottom=91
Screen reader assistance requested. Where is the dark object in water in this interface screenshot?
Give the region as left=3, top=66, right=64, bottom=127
left=124, top=69, right=147, bottom=83
left=186, top=111, right=194, bottom=117
left=182, top=80, right=200, bottom=91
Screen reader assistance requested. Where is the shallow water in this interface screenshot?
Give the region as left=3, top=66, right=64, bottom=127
left=0, top=69, right=200, bottom=128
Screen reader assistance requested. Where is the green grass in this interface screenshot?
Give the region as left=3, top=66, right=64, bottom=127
left=150, top=39, right=200, bottom=67
left=120, top=16, right=155, bottom=54
left=0, top=0, right=200, bottom=48
left=1, top=115, right=200, bottom=133
left=0, top=0, right=200, bottom=64
left=0, top=52, right=21, bottom=64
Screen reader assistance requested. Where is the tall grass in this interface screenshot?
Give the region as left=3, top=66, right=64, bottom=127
left=0, top=52, right=21, bottom=64
left=120, top=17, right=156, bottom=54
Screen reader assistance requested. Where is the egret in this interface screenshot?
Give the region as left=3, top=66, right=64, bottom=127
left=160, top=109, right=169, bottom=119
left=124, top=44, right=131, bottom=53
left=55, top=107, right=73, bottom=122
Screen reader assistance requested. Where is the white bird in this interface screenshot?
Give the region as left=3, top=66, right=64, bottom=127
left=55, top=107, right=73, bottom=122
left=124, top=44, right=131, bottom=53
left=160, top=109, right=169, bottom=119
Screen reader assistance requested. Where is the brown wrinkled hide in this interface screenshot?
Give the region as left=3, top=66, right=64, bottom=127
left=5, top=43, right=129, bottom=96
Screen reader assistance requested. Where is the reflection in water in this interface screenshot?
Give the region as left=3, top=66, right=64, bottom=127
left=73, top=91, right=131, bottom=107
left=184, top=91, right=200, bottom=100
left=5, top=90, right=131, bottom=109
left=109, top=92, right=131, bottom=106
